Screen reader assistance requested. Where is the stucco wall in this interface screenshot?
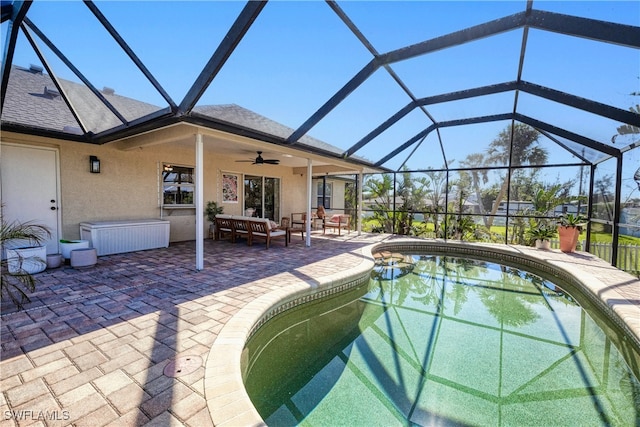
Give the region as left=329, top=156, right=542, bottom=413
left=312, top=178, right=349, bottom=215
left=2, top=133, right=311, bottom=243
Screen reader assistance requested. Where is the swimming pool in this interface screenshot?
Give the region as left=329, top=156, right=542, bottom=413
left=244, top=252, right=640, bottom=426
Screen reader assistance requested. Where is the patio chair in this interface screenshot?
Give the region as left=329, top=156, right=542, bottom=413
left=247, top=218, right=288, bottom=249
left=323, top=214, right=350, bottom=236
left=289, top=213, right=306, bottom=241
left=278, top=217, right=292, bottom=244
left=291, top=212, right=306, bottom=227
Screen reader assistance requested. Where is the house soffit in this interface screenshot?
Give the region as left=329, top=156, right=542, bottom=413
left=112, top=122, right=373, bottom=173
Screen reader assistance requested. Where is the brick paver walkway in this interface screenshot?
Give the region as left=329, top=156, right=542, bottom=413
left=0, top=233, right=381, bottom=426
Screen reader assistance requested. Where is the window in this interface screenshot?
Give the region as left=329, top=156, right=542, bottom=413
left=316, top=181, right=332, bottom=209
left=244, top=175, right=280, bottom=220
left=162, top=164, right=194, bottom=206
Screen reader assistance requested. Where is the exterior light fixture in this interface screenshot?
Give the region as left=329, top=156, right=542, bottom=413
left=90, top=156, right=100, bottom=173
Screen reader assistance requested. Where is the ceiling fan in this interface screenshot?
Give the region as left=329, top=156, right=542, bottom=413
left=236, top=151, right=280, bottom=165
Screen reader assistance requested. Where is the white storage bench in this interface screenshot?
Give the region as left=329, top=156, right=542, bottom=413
left=79, top=219, right=170, bottom=256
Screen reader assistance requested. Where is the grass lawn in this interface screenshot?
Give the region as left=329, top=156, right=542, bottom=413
left=487, top=227, right=640, bottom=245
left=362, top=218, right=640, bottom=246
left=362, top=217, right=640, bottom=275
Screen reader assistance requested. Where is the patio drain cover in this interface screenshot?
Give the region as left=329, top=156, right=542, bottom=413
left=164, top=355, right=202, bottom=378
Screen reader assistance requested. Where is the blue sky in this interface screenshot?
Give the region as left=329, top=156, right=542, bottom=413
left=4, top=0, right=639, bottom=198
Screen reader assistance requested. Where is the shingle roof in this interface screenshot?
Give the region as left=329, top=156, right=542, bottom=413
left=193, top=104, right=343, bottom=155
left=1, top=66, right=345, bottom=157
left=1, top=65, right=160, bottom=134
left=2, top=66, right=81, bottom=133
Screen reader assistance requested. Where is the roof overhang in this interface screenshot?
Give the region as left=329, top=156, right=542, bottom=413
left=112, top=122, right=384, bottom=175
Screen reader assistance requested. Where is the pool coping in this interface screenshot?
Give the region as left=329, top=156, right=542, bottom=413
left=204, top=238, right=640, bottom=427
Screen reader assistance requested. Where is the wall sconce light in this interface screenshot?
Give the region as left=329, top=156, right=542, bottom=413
left=90, top=156, right=100, bottom=173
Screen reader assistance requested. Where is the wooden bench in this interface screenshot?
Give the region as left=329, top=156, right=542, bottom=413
left=214, top=215, right=235, bottom=242
left=215, top=215, right=287, bottom=249
left=231, top=217, right=250, bottom=243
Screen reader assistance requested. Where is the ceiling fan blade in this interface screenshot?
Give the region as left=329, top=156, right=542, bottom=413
left=236, top=151, right=280, bottom=165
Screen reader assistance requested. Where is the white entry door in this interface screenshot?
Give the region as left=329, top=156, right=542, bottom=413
left=1, top=144, right=61, bottom=254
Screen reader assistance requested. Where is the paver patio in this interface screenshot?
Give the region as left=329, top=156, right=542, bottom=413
left=0, top=232, right=389, bottom=426
left=1, top=232, right=638, bottom=426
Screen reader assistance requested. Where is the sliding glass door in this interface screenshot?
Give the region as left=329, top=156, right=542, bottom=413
left=244, top=175, right=280, bottom=220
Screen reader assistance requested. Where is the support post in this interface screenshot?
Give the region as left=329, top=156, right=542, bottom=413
left=611, top=154, right=623, bottom=267
left=195, top=133, right=204, bottom=271
left=306, top=159, right=312, bottom=247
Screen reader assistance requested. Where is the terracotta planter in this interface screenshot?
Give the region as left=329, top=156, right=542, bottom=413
left=558, top=226, right=580, bottom=253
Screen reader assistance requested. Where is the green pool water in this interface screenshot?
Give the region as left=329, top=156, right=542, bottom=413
left=244, top=254, right=640, bottom=426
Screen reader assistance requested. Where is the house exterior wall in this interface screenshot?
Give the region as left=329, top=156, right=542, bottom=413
left=312, top=178, right=350, bottom=215
left=1, top=133, right=309, bottom=243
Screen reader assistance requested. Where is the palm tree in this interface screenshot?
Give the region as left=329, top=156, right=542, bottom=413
left=613, top=104, right=639, bottom=140
left=460, top=153, right=489, bottom=226
left=485, top=124, right=548, bottom=228
left=613, top=103, right=640, bottom=192
left=423, top=169, right=448, bottom=235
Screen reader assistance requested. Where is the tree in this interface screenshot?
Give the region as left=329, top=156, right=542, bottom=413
left=395, top=168, right=431, bottom=235
left=363, top=174, right=394, bottom=233
left=485, top=124, right=548, bottom=228
left=613, top=104, right=640, bottom=141
left=460, top=153, right=489, bottom=226
left=423, top=168, right=448, bottom=234
left=613, top=103, right=640, bottom=194
left=594, top=174, right=615, bottom=224
left=532, top=183, right=563, bottom=215
left=344, top=181, right=358, bottom=225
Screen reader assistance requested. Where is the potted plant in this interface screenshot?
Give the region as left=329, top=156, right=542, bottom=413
left=205, top=201, right=224, bottom=238
left=525, top=220, right=556, bottom=250
left=557, top=213, right=587, bottom=253
left=1, top=206, right=51, bottom=310
left=59, top=239, right=90, bottom=260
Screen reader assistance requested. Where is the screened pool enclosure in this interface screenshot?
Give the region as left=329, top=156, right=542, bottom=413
left=1, top=1, right=639, bottom=272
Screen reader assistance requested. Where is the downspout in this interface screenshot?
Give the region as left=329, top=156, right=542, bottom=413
left=195, top=133, right=204, bottom=271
